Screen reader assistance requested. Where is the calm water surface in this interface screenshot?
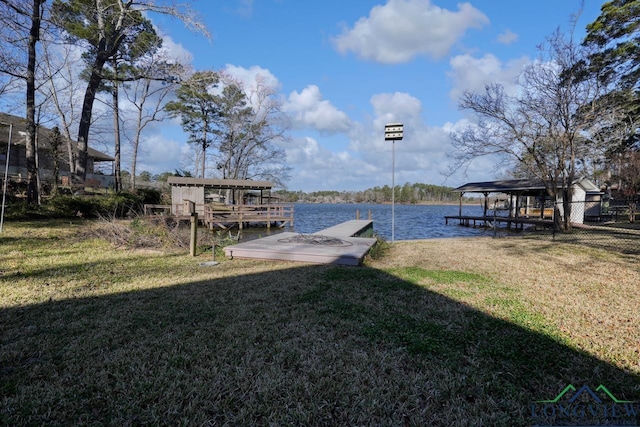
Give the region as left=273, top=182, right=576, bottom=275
left=231, top=203, right=491, bottom=242
left=290, top=203, right=489, bottom=240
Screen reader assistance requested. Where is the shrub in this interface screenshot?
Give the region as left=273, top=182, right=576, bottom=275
left=135, top=188, right=163, bottom=205
left=365, top=236, right=390, bottom=261
left=47, top=195, right=97, bottom=218
left=42, top=192, right=144, bottom=219
left=95, top=192, right=143, bottom=218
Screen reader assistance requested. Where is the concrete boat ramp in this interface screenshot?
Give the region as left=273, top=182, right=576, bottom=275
left=223, top=220, right=377, bottom=266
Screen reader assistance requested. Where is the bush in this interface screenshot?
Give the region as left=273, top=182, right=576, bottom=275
left=135, top=188, right=163, bottom=205
left=3, top=190, right=156, bottom=221
left=365, top=236, right=390, bottom=261
left=95, top=192, right=143, bottom=218
left=46, top=195, right=98, bottom=218
left=42, top=192, right=145, bottom=219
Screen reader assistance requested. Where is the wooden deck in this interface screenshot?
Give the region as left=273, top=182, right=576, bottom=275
left=144, top=203, right=295, bottom=230
left=204, top=204, right=294, bottom=230
left=223, top=220, right=376, bottom=266
left=445, top=215, right=554, bottom=230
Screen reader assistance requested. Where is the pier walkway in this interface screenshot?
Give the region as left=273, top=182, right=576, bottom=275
left=223, top=220, right=376, bottom=266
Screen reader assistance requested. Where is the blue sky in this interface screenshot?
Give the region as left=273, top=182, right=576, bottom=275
left=134, top=0, right=605, bottom=192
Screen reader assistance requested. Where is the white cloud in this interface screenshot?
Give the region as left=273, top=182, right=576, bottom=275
left=448, top=53, right=529, bottom=101
left=222, top=64, right=281, bottom=93
left=369, top=92, right=422, bottom=129
left=283, top=85, right=351, bottom=133
left=351, top=93, right=454, bottom=183
left=497, top=29, right=518, bottom=45
left=134, top=134, right=185, bottom=175
left=283, top=136, right=381, bottom=190
left=331, top=0, right=489, bottom=64
left=158, top=34, right=193, bottom=65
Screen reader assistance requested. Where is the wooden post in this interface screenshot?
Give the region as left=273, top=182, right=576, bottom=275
left=184, top=200, right=197, bottom=257
left=267, top=206, right=271, bottom=229
left=356, top=209, right=360, bottom=219
left=190, top=212, right=198, bottom=256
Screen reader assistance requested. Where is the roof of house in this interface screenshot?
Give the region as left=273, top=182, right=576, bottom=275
left=454, top=177, right=602, bottom=195
left=167, top=176, right=273, bottom=190
left=0, top=112, right=114, bottom=162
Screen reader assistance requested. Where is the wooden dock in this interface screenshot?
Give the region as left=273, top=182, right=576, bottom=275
left=223, top=220, right=376, bottom=266
left=445, top=215, right=554, bottom=230
left=144, top=203, right=294, bottom=230
left=203, top=204, right=294, bottom=230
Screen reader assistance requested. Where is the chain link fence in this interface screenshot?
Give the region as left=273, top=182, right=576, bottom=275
left=547, top=199, right=640, bottom=255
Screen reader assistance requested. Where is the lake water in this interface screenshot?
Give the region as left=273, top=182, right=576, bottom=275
left=229, top=203, right=496, bottom=242
left=284, top=203, right=490, bottom=241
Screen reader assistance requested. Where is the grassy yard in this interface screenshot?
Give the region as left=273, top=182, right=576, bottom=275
left=1, top=220, right=639, bottom=426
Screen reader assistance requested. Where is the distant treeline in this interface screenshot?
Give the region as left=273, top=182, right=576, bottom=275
left=274, top=182, right=478, bottom=204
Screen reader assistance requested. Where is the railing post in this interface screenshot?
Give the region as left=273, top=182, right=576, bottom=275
left=267, top=205, right=271, bottom=229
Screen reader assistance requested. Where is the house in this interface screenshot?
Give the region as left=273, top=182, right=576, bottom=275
left=0, top=112, right=115, bottom=189
left=453, top=177, right=604, bottom=224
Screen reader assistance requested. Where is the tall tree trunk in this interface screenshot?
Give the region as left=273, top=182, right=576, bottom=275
left=75, top=55, right=107, bottom=184
left=112, top=58, right=122, bottom=191
left=562, top=188, right=573, bottom=231
left=25, top=0, right=43, bottom=205
left=130, top=99, right=145, bottom=190
left=201, top=124, right=207, bottom=178
left=49, top=127, right=61, bottom=195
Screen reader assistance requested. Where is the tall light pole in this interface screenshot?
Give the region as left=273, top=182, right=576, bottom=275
left=385, top=123, right=403, bottom=243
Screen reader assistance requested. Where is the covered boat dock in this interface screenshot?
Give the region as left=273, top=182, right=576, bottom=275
left=445, top=178, right=604, bottom=230
left=163, top=177, right=294, bottom=230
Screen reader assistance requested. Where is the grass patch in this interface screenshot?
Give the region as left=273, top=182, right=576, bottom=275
left=389, top=266, right=491, bottom=285
left=1, top=220, right=639, bottom=426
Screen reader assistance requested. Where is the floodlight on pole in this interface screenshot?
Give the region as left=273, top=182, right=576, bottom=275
left=1, top=122, right=13, bottom=233
left=384, top=123, right=403, bottom=243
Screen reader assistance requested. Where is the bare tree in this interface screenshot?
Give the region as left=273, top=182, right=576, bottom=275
left=213, top=73, right=291, bottom=187
left=165, top=71, right=219, bottom=178
left=47, top=125, right=63, bottom=194
left=452, top=30, right=607, bottom=230
left=40, top=38, right=84, bottom=175
left=0, top=0, right=47, bottom=204
left=121, top=54, right=185, bottom=189
left=51, top=0, right=208, bottom=184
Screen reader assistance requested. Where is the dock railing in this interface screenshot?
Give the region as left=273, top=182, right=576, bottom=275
left=203, top=203, right=294, bottom=229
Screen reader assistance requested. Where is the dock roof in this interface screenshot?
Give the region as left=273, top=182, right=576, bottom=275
left=454, top=178, right=601, bottom=195
left=454, top=179, right=546, bottom=194
left=167, top=176, right=273, bottom=190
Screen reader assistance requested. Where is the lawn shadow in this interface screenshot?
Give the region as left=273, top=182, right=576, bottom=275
left=1, top=262, right=638, bottom=426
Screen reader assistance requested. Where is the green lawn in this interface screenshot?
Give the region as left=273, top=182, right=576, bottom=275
left=1, top=220, right=639, bottom=426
